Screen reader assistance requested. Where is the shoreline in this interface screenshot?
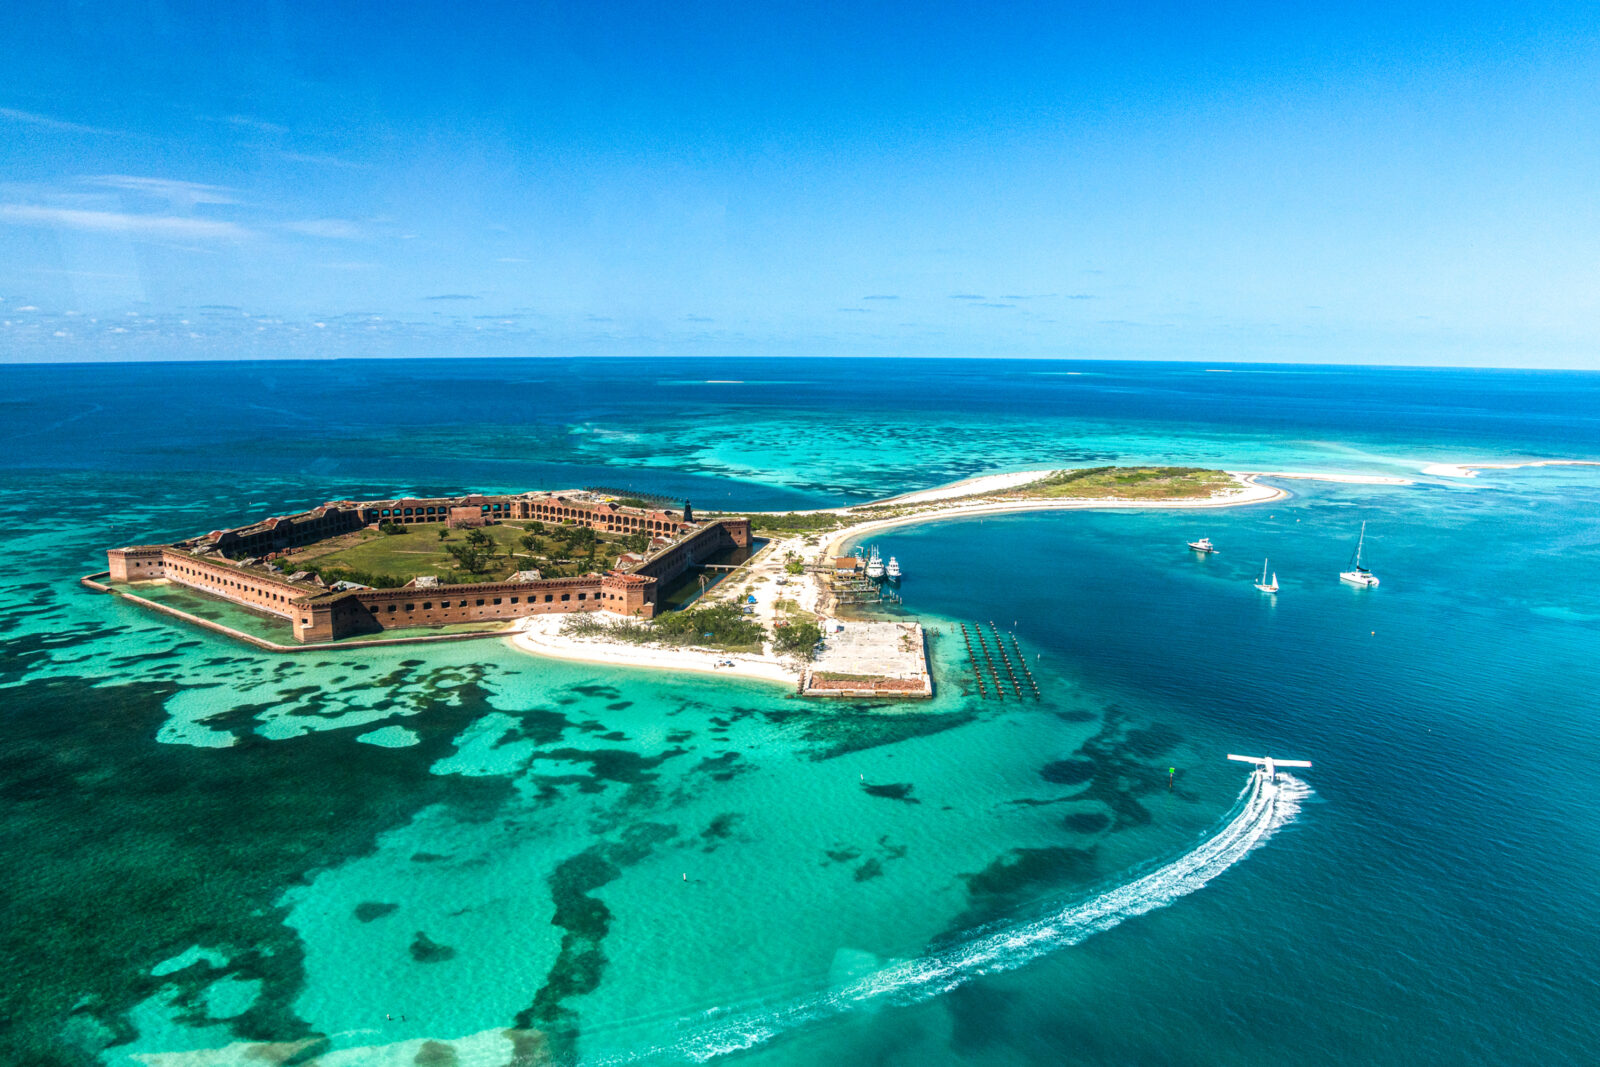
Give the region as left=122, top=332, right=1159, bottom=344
left=820, top=473, right=1287, bottom=559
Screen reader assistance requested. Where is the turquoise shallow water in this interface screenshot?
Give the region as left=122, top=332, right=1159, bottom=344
left=2, top=359, right=1599, bottom=1065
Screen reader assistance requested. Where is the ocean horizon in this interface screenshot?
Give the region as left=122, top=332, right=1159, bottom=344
left=3, top=356, right=1599, bottom=1065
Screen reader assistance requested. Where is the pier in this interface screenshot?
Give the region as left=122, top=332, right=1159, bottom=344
left=802, top=620, right=932, bottom=699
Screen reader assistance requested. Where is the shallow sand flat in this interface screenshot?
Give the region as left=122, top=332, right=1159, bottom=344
left=1422, top=459, right=1600, bottom=478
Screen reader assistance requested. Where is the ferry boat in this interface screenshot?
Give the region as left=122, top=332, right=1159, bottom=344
left=1254, top=558, right=1278, bottom=593
left=1339, top=522, right=1380, bottom=587
left=865, top=546, right=885, bottom=579
left=1187, top=536, right=1217, bottom=554
left=885, top=556, right=902, bottom=582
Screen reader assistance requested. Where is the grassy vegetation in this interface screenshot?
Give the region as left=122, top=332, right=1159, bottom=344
left=1010, top=466, right=1234, bottom=500
left=284, top=521, right=631, bottom=585
left=739, top=512, right=850, bottom=535
left=562, top=602, right=766, bottom=653
left=772, top=620, right=823, bottom=659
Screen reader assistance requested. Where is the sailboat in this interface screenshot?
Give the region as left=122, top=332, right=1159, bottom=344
left=1339, top=522, right=1379, bottom=587
left=1254, top=558, right=1278, bottom=593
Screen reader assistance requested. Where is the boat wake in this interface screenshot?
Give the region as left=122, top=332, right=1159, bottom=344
left=628, top=772, right=1310, bottom=1063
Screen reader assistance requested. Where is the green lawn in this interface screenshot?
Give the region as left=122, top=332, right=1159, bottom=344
left=285, top=521, right=630, bottom=584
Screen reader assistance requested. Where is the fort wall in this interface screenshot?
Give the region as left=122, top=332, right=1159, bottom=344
left=109, top=503, right=751, bottom=643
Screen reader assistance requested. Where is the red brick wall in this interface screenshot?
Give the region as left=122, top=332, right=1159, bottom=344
left=157, top=551, right=305, bottom=619
left=107, top=546, right=166, bottom=581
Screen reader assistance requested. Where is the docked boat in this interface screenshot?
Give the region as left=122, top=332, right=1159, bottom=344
left=1187, top=536, right=1217, bottom=554
left=1254, top=558, right=1278, bottom=593
left=1339, top=522, right=1380, bottom=587
left=865, top=546, right=886, bottom=580
left=885, top=556, right=902, bottom=582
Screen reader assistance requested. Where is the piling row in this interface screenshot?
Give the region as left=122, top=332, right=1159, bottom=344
left=970, top=624, right=1008, bottom=697
left=1005, top=630, right=1042, bottom=700
left=985, top=622, right=1026, bottom=698
left=958, top=623, right=990, bottom=699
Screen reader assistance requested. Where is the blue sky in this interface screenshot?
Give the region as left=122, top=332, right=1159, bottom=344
left=2, top=1, right=1597, bottom=365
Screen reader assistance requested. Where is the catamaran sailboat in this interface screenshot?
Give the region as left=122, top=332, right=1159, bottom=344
left=885, top=556, right=902, bottom=581
left=1254, top=558, right=1278, bottom=593
left=1187, top=536, right=1217, bottom=554
left=1339, top=522, right=1379, bottom=587
left=865, top=546, right=885, bottom=580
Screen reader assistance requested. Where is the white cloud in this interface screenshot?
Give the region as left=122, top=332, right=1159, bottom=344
left=0, top=204, right=248, bottom=239
left=83, top=175, right=238, bottom=207
left=0, top=107, right=121, bottom=135
left=225, top=114, right=289, bottom=134
left=283, top=218, right=364, bottom=239
left=276, top=150, right=363, bottom=169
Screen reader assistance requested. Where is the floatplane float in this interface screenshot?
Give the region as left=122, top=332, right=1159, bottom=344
left=1227, top=753, right=1312, bottom=783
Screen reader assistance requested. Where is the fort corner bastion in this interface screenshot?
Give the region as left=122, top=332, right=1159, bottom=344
left=103, top=492, right=751, bottom=644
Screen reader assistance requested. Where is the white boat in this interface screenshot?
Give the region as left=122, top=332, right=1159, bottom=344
left=1187, top=536, right=1217, bottom=554
left=885, top=556, right=902, bottom=581
left=1339, top=522, right=1380, bottom=587
left=1254, top=558, right=1278, bottom=593
left=865, top=546, right=885, bottom=579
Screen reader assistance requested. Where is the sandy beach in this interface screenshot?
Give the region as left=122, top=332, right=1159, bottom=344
left=821, top=473, right=1287, bottom=558
left=508, top=614, right=799, bottom=687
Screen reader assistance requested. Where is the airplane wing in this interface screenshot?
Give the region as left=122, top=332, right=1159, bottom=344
left=1226, top=754, right=1266, bottom=764
left=1272, top=759, right=1313, bottom=768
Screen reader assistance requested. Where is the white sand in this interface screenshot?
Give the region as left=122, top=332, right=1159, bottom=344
left=1423, top=459, right=1600, bottom=478
left=870, top=469, right=1061, bottom=506
left=508, top=614, right=798, bottom=687
left=1242, top=470, right=1414, bottom=485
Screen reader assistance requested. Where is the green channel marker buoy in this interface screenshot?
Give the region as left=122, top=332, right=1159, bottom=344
left=1167, top=766, right=1176, bottom=788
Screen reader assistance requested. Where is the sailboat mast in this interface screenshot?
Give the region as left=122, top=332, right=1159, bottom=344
left=1355, top=521, right=1366, bottom=568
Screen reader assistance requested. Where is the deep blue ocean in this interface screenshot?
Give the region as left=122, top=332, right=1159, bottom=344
left=2, top=358, right=1598, bottom=1066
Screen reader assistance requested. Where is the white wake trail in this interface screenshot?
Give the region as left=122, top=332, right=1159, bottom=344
left=629, top=772, right=1309, bottom=1064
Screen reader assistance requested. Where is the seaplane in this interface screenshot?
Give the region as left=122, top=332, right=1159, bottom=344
left=1227, top=753, right=1312, bottom=782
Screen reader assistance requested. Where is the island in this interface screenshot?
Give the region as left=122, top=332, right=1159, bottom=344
left=85, top=468, right=1283, bottom=698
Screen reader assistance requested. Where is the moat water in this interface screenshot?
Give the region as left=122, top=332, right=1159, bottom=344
left=2, top=358, right=1599, bottom=1065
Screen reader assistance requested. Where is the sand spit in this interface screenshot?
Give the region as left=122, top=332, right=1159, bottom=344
left=823, top=474, right=1285, bottom=558
left=1421, top=459, right=1600, bottom=479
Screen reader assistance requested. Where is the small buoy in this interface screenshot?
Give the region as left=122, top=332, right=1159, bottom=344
left=1371, top=631, right=1375, bottom=635
left=682, top=872, right=688, bottom=882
